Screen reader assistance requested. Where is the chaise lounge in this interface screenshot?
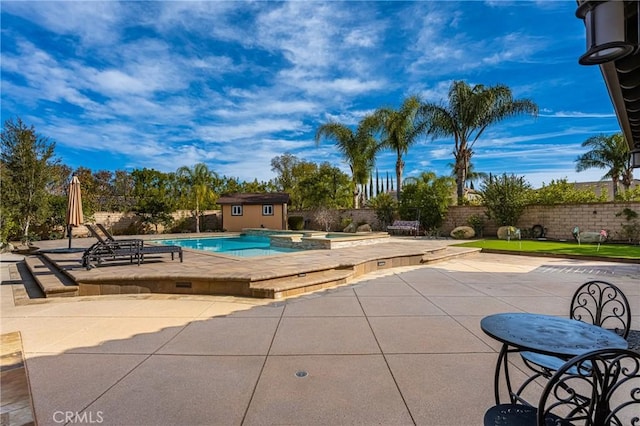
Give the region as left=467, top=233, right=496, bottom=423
left=82, top=224, right=183, bottom=269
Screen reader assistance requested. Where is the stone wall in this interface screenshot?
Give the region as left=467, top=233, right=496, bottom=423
left=442, top=202, right=640, bottom=240
left=71, top=210, right=221, bottom=237
left=78, top=202, right=640, bottom=242
left=293, top=202, right=640, bottom=241
left=289, top=209, right=381, bottom=232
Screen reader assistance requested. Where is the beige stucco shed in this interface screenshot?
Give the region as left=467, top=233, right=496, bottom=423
left=217, top=192, right=290, bottom=232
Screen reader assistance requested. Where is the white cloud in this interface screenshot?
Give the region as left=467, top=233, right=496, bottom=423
left=0, top=1, right=624, bottom=186
left=539, top=111, right=617, bottom=118
left=2, top=1, right=125, bottom=46
left=197, top=118, right=308, bottom=142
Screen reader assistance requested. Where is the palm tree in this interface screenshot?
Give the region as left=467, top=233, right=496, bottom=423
left=447, top=161, right=488, bottom=190
left=421, top=81, right=538, bottom=203
left=575, top=133, right=632, bottom=199
left=315, top=116, right=380, bottom=208
left=372, top=95, right=429, bottom=198
left=176, top=163, right=219, bottom=232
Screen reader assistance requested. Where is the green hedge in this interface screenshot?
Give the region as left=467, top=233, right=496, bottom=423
left=288, top=216, right=304, bottom=230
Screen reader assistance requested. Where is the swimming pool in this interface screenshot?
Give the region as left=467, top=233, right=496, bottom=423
left=153, top=235, right=301, bottom=257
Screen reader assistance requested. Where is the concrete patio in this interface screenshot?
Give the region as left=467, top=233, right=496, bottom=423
left=1, top=248, right=638, bottom=425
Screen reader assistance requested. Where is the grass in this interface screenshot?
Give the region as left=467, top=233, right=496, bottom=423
left=452, top=239, right=640, bottom=260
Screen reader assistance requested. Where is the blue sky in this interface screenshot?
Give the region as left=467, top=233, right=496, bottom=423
left=1, top=1, right=623, bottom=188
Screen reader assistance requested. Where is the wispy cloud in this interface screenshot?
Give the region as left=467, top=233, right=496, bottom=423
left=539, top=110, right=617, bottom=118
left=0, top=0, right=623, bottom=188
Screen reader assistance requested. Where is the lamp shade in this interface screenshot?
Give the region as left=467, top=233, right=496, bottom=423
left=576, top=0, right=635, bottom=65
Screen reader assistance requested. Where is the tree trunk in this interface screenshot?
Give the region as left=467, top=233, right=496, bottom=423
left=195, top=200, right=201, bottom=232
left=22, top=219, right=30, bottom=243
left=455, top=148, right=470, bottom=204
left=396, top=156, right=404, bottom=199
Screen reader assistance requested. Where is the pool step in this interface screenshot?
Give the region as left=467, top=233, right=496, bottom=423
left=24, top=255, right=79, bottom=297
left=249, top=268, right=355, bottom=298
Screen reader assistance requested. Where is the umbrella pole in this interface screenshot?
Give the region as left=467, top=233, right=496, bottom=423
left=68, top=225, right=72, bottom=249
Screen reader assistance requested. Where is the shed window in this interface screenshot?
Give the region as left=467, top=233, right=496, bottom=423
left=262, top=204, right=274, bottom=216
left=231, top=205, right=243, bottom=216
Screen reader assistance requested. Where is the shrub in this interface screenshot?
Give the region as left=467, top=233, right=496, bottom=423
left=314, top=208, right=339, bottom=232
left=481, top=174, right=532, bottom=226
left=340, top=217, right=353, bottom=229
left=616, top=208, right=640, bottom=243
left=368, top=193, right=397, bottom=229
left=288, top=216, right=304, bottom=230
left=529, top=179, right=601, bottom=204
left=48, top=231, right=64, bottom=241
left=466, top=214, right=486, bottom=237
left=618, top=186, right=640, bottom=202
left=169, top=217, right=192, bottom=233
left=399, top=172, right=454, bottom=233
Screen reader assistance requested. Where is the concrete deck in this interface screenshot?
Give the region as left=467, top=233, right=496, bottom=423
left=29, top=234, right=481, bottom=298
left=1, top=241, right=639, bottom=425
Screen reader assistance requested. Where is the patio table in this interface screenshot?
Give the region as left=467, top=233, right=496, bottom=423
left=480, top=312, right=629, bottom=405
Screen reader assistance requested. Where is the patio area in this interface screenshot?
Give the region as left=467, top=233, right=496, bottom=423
left=1, top=249, right=639, bottom=425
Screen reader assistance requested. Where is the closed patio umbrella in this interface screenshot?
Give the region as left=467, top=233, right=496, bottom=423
left=66, top=174, right=83, bottom=249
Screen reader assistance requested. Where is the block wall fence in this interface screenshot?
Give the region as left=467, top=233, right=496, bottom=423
left=71, top=210, right=220, bottom=237
left=77, top=202, right=639, bottom=241
left=292, top=202, right=640, bottom=241
left=442, top=202, right=640, bottom=240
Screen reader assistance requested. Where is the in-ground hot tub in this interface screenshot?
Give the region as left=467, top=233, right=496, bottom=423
left=242, top=229, right=390, bottom=250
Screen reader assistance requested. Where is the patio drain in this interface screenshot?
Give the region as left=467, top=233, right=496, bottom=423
left=295, top=371, right=308, bottom=378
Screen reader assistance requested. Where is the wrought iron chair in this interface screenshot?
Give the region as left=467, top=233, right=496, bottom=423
left=484, top=348, right=640, bottom=425
left=515, top=280, right=632, bottom=401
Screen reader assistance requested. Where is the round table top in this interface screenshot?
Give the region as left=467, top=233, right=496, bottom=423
left=481, top=312, right=629, bottom=357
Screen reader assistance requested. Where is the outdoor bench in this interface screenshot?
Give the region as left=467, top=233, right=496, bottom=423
left=387, top=220, right=420, bottom=237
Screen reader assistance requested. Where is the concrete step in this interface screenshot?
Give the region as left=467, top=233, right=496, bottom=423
left=248, top=247, right=481, bottom=299
left=249, top=268, right=355, bottom=298
left=24, top=255, right=79, bottom=297
left=421, top=246, right=481, bottom=263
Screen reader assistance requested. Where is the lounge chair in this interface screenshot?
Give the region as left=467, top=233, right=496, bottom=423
left=82, top=225, right=142, bottom=268
left=96, top=223, right=140, bottom=244
left=82, top=224, right=183, bottom=269
left=95, top=223, right=183, bottom=263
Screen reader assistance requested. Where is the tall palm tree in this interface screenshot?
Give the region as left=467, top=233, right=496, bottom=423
left=575, top=133, right=632, bottom=199
left=373, top=95, right=429, bottom=198
left=421, top=81, right=538, bottom=203
left=315, top=116, right=380, bottom=208
left=447, top=161, right=488, bottom=190
left=176, top=162, right=219, bottom=232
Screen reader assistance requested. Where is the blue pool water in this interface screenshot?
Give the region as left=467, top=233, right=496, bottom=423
left=153, top=235, right=301, bottom=257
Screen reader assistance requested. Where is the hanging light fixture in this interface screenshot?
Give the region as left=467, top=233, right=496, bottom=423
left=576, top=0, right=635, bottom=65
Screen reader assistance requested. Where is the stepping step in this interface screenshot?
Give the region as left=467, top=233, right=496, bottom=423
left=250, top=268, right=355, bottom=298
left=421, top=246, right=481, bottom=263
left=24, top=255, right=78, bottom=297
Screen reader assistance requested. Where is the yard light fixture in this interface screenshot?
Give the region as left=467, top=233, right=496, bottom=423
left=576, top=0, right=635, bottom=65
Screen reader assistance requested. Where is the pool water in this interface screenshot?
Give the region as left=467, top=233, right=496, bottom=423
left=153, top=235, right=301, bottom=257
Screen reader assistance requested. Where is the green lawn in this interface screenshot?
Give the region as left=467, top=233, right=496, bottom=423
left=453, top=239, right=640, bottom=260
